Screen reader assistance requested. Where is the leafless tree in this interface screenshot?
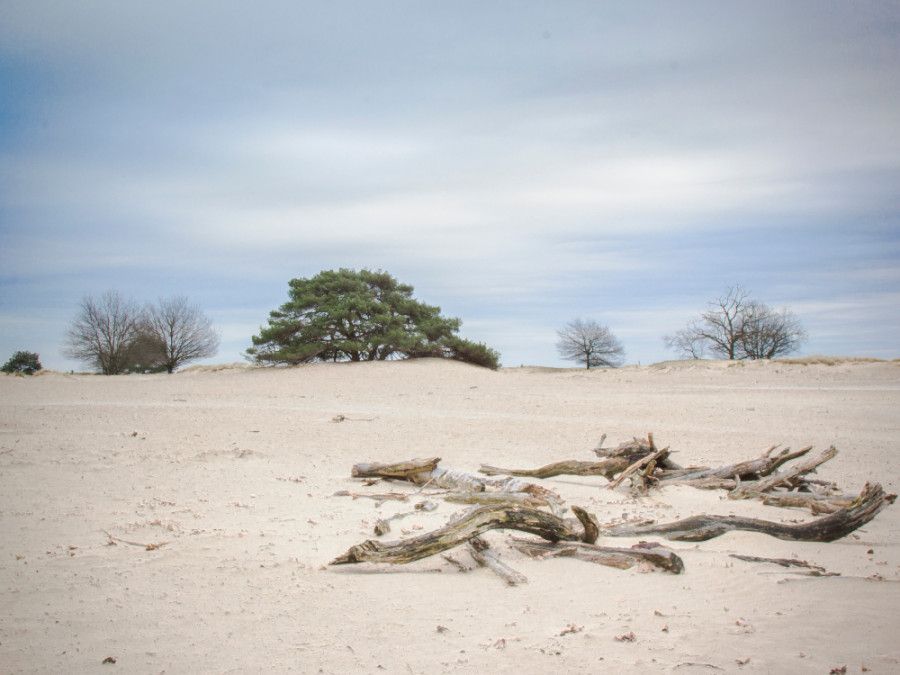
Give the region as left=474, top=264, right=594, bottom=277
left=142, top=296, right=219, bottom=373
left=739, top=301, right=807, bottom=360
left=62, top=290, right=143, bottom=374
left=556, top=318, right=625, bottom=369
left=665, top=285, right=806, bottom=360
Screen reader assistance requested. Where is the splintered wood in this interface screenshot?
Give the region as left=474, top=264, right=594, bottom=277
left=329, top=434, right=896, bottom=582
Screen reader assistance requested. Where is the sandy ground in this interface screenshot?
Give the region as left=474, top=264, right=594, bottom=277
left=1, top=357, right=899, bottom=674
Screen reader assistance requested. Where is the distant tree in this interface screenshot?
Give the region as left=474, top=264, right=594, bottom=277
left=140, top=296, right=220, bottom=373
left=2, top=350, right=42, bottom=375
left=665, top=285, right=807, bottom=360
left=738, top=301, right=807, bottom=360
left=63, top=291, right=143, bottom=375
left=556, top=318, right=625, bottom=369
left=247, top=268, right=500, bottom=369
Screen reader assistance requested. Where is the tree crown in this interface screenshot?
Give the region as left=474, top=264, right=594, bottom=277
left=2, top=351, right=42, bottom=375
left=247, top=268, right=500, bottom=369
left=665, top=285, right=807, bottom=360
left=556, top=318, right=625, bottom=368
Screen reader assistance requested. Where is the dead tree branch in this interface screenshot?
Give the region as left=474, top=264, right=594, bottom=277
left=600, top=483, right=894, bottom=542
left=330, top=504, right=596, bottom=565
left=514, top=538, right=685, bottom=574
left=468, top=536, right=528, bottom=585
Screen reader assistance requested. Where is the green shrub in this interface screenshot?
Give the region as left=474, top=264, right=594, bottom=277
left=2, top=351, right=43, bottom=375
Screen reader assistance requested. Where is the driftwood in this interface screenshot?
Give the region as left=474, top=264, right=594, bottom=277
left=351, top=457, right=565, bottom=514
left=599, top=483, right=894, bottom=543
left=758, top=493, right=852, bottom=515
left=480, top=458, right=630, bottom=481
left=657, top=445, right=812, bottom=483
left=608, top=445, right=670, bottom=489
left=331, top=504, right=598, bottom=565
left=514, top=538, right=685, bottom=574
left=444, top=491, right=554, bottom=508
left=479, top=434, right=680, bottom=482
left=468, top=536, right=528, bottom=585
left=729, top=554, right=829, bottom=574
left=352, top=457, right=441, bottom=482
left=330, top=483, right=894, bottom=566
left=729, top=446, right=838, bottom=499
left=334, top=436, right=895, bottom=580
left=332, top=489, right=410, bottom=502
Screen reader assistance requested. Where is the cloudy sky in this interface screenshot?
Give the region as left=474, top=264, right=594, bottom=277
left=2, top=1, right=898, bottom=370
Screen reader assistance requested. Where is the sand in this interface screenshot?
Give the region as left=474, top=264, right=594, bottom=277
left=1, top=357, right=899, bottom=673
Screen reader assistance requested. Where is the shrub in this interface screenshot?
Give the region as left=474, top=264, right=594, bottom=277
left=2, top=351, right=43, bottom=375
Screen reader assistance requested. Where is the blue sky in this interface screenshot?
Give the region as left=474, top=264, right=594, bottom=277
left=2, top=1, right=898, bottom=370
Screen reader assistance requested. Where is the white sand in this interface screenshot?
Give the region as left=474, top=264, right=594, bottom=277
left=1, top=358, right=898, bottom=673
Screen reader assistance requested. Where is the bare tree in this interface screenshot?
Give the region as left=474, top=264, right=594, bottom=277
left=62, top=290, right=143, bottom=374
left=665, top=285, right=807, bottom=360
left=739, top=301, right=807, bottom=360
left=556, top=318, right=625, bottom=369
left=142, top=296, right=219, bottom=373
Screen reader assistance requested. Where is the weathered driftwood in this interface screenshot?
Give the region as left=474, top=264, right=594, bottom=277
left=729, top=554, right=828, bottom=574
left=330, top=504, right=598, bottom=565
left=331, top=484, right=894, bottom=565
left=350, top=457, right=565, bottom=514
left=514, top=538, right=685, bottom=574
left=352, top=457, right=441, bottom=482
left=758, top=493, right=853, bottom=515
left=599, top=483, right=894, bottom=543
left=479, top=458, right=630, bottom=481
left=444, top=491, right=553, bottom=508
left=657, top=445, right=812, bottom=484
left=608, top=445, right=670, bottom=489
left=468, top=536, right=528, bottom=586
left=729, top=446, right=839, bottom=499
left=332, top=489, right=410, bottom=502
left=479, top=434, right=679, bottom=482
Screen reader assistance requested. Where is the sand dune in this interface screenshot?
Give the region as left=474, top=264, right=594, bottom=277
left=2, top=358, right=898, bottom=673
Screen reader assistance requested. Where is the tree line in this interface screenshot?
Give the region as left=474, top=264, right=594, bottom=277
left=4, top=273, right=808, bottom=375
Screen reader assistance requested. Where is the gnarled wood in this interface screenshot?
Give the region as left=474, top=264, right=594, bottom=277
left=608, top=446, right=670, bottom=489
left=479, top=458, right=630, bottom=480
left=350, top=458, right=565, bottom=513
left=330, top=504, right=593, bottom=565
left=729, top=446, right=838, bottom=499
left=352, top=457, right=441, bottom=482
left=658, top=446, right=812, bottom=484
left=514, top=538, right=685, bottom=574
left=601, top=483, right=894, bottom=542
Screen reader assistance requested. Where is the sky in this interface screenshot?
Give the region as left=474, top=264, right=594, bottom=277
left=1, top=1, right=899, bottom=370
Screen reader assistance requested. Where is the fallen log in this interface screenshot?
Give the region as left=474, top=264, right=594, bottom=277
left=330, top=504, right=598, bottom=565
left=514, top=538, right=685, bottom=574
left=600, top=483, right=894, bottom=543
